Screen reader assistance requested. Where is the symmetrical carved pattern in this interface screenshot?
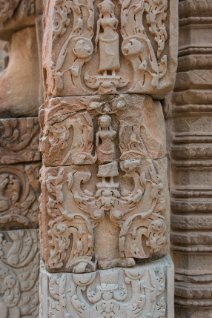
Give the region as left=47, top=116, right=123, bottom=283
left=0, top=229, right=39, bottom=318
left=168, top=0, right=212, bottom=316
left=40, top=94, right=166, bottom=166
left=43, top=0, right=177, bottom=97
left=40, top=95, right=168, bottom=272
left=0, top=163, right=40, bottom=229
left=40, top=256, right=173, bottom=318
left=0, top=117, right=40, bottom=164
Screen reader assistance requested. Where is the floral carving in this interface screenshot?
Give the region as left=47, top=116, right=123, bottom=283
left=41, top=257, right=172, bottom=318
left=0, top=229, right=39, bottom=318
left=0, top=164, right=40, bottom=229
left=0, top=118, right=40, bottom=164
left=43, top=0, right=177, bottom=97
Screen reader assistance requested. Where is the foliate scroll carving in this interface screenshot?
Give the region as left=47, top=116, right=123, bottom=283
left=40, top=157, right=168, bottom=273
left=40, top=256, right=173, bottom=318
left=40, top=95, right=166, bottom=166
left=43, top=0, right=177, bottom=97
left=0, top=163, right=40, bottom=229
left=0, top=118, right=40, bottom=164
left=0, top=229, right=39, bottom=318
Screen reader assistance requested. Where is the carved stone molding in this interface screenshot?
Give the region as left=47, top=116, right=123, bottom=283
left=0, top=117, right=40, bottom=164
left=43, top=0, right=177, bottom=98
left=168, top=0, right=212, bottom=315
left=40, top=95, right=166, bottom=167
left=40, top=256, right=174, bottom=318
left=40, top=156, right=168, bottom=272
left=0, top=229, right=39, bottom=318
left=0, top=163, right=40, bottom=229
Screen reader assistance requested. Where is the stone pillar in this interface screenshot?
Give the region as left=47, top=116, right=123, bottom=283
left=40, top=1, right=178, bottom=317
left=170, top=0, right=212, bottom=316
left=0, top=1, right=41, bottom=317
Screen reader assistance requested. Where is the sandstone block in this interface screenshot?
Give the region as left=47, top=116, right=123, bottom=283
left=39, top=256, right=174, bottom=318
left=43, top=0, right=178, bottom=98
left=40, top=95, right=166, bottom=166
left=0, top=117, right=40, bottom=164
left=0, top=163, right=40, bottom=229
left=0, top=228, right=39, bottom=318
left=40, top=157, right=169, bottom=273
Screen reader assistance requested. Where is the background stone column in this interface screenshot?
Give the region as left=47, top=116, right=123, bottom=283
left=40, top=1, right=178, bottom=317
left=0, top=1, right=41, bottom=317
left=169, top=0, right=212, bottom=316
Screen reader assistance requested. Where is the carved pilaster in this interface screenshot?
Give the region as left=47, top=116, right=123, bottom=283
left=169, top=0, right=212, bottom=316
left=40, top=0, right=178, bottom=316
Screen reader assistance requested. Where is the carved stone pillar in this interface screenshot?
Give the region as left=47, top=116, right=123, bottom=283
left=40, top=1, right=178, bottom=317
left=0, top=1, right=41, bottom=317
left=170, top=0, right=212, bottom=316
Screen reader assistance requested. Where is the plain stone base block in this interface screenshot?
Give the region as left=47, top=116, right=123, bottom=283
left=39, top=256, right=174, bottom=318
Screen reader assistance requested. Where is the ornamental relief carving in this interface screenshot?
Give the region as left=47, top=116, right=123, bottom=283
left=41, top=257, right=171, bottom=318
left=40, top=157, right=168, bottom=273
left=0, top=164, right=40, bottom=229
left=0, top=118, right=40, bottom=164
left=40, top=95, right=166, bottom=166
left=43, top=0, right=177, bottom=97
left=0, top=229, right=39, bottom=318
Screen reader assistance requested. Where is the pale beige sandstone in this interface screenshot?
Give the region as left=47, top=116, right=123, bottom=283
left=39, top=94, right=169, bottom=273
left=0, top=163, right=40, bottom=229
left=0, top=117, right=40, bottom=164
left=40, top=158, right=169, bottom=273
left=39, top=255, right=174, bottom=318
left=0, top=228, right=39, bottom=318
left=43, top=0, right=178, bottom=98
left=40, top=95, right=166, bottom=167
left=168, top=0, right=212, bottom=316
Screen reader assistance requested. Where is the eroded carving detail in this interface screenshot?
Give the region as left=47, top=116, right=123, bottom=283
left=40, top=95, right=166, bottom=166
left=40, top=256, right=173, bottom=318
left=43, top=0, right=177, bottom=97
left=0, top=118, right=40, bottom=164
left=41, top=157, right=168, bottom=272
left=0, top=229, right=39, bottom=318
left=0, top=164, right=40, bottom=229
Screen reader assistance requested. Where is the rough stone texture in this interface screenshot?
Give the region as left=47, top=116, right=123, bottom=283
left=0, top=117, right=40, bottom=164
left=168, top=0, right=212, bottom=316
left=0, top=0, right=39, bottom=117
left=40, top=157, right=168, bottom=272
left=43, top=0, right=178, bottom=98
left=40, top=95, right=166, bottom=167
left=39, top=255, right=174, bottom=318
left=40, top=0, right=178, bottom=316
left=0, top=228, right=39, bottom=318
left=0, top=163, right=40, bottom=229
left=0, top=0, right=35, bottom=40
left=39, top=94, right=169, bottom=273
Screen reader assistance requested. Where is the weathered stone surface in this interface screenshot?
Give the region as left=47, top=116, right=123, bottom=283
left=43, top=0, right=178, bottom=98
left=40, top=256, right=174, bottom=318
left=0, top=0, right=35, bottom=40
left=0, top=117, right=40, bottom=164
left=0, top=163, right=40, bottom=229
left=0, top=27, right=40, bottom=117
left=40, top=157, right=169, bottom=273
left=0, top=228, right=39, bottom=318
left=40, top=95, right=166, bottom=167
left=168, top=0, right=212, bottom=316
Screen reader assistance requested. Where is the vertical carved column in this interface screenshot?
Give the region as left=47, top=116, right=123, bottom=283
left=0, top=1, right=41, bottom=317
left=40, top=1, right=178, bottom=317
left=170, top=0, right=212, bottom=316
